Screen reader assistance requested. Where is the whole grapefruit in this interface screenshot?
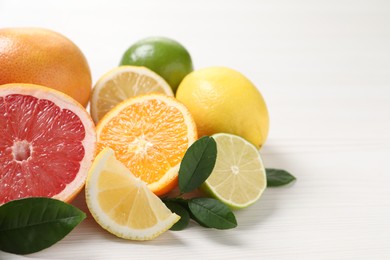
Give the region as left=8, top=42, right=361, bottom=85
left=0, top=27, right=92, bottom=107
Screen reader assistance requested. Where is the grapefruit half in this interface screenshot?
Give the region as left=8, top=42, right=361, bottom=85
left=0, top=83, right=96, bottom=205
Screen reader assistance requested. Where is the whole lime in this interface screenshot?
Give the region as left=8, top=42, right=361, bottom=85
left=176, top=66, right=269, bottom=147
left=120, top=36, right=193, bottom=92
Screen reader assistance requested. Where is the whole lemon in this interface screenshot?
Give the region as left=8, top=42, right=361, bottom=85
left=176, top=67, right=269, bottom=147
left=120, top=36, right=193, bottom=93
left=0, top=27, right=92, bottom=107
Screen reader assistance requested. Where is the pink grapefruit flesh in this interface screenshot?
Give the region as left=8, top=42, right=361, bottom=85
left=0, top=83, right=96, bottom=205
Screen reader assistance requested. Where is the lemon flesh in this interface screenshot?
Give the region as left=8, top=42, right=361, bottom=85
left=176, top=66, right=269, bottom=147
left=201, top=133, right=267, bottom=209
left=85, top=147, right=180, bottom=240
left=90, top=65, right=173, bottom=124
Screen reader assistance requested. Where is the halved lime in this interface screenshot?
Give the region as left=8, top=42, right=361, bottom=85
left=201, top=133, right=267, bottom=209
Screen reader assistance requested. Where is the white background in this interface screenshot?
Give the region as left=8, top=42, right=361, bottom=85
left=1, top=0, right=390, bottom=259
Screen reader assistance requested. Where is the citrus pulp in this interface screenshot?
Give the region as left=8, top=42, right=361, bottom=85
left=0, top=83, right=96, bottom=205
left=90, top=65, right=173, bottom=124
left=96, top=94, right=197, bottom=196
left=201, top=133, right=267, bottom=209
left=85, top=147, right=180, bottom=240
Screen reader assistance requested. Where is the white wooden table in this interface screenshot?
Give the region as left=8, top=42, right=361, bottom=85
left=1, top=0, right=389, bottom=259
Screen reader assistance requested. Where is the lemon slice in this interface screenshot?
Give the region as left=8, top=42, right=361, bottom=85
left=90, top=65, right=173, bottom=124
left=85, top=147, right=180, bottom=240
left=201, top=133, right=267, bottom=209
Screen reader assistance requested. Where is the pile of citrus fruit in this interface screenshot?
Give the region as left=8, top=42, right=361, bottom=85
left=0, top=28, right=270, bottom=242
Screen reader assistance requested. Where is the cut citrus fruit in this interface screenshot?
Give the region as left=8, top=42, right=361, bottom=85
left=201, top=133, right=267, bottom=209
left=0, top=83, right=96, bottom=205
left=85, top=147, right=180, bottom=240
left=96, top=94, right=197, bottom=196
left=90, top=66, right=173, bottom=124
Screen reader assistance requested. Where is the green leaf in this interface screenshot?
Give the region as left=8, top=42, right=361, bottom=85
left=0, top=197, right=86, bottom=255
left=266, top=168, right=296, bottom=187
left=162, top=197, right=188, bottom=209
left=179, top=136, right=217, bottom=193
left=162, top=198, right=209, bottom=228
left=188, top=198, right=237, bottom=230
left=164, top=202, right=190, bottom=231
left=188, top=210, right=211, bottom=228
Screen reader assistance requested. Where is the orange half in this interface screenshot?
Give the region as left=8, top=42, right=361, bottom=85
left=96, top=94, right=197, bottom=195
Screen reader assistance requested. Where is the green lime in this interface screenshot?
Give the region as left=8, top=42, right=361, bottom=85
left=201, top=133, right=267, bottom=209
left=120, top=36, right=193, bottom=92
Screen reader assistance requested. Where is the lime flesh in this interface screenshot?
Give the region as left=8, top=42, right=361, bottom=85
left=201, top=133, right=267, bottom=209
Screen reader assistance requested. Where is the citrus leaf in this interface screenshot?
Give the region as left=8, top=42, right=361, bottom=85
left=162, top=197, right=189, bottom=209
left=188, top=210, right=212, bottom=228
left=164, top=202, right=190, bottom=231
left=178, top=136, right=217, bottom=193
left=188, top=198, right=237, bottom=229
left=266, top=168, right=296, bottom=186
left=163, top=198, right=210, bottom=228
left=0, top=197, right=86, bottom=255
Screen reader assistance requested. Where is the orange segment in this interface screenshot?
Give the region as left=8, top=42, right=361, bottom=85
left=96, top=94, right=197, bottom=195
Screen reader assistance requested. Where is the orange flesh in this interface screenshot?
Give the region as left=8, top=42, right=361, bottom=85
left=0, top=94, right=85, bottom=204
left=97, top=99, right=189, bottom=185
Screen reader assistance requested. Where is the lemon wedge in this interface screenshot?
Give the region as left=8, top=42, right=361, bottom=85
left=85, top=147, right=180, bottom=240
